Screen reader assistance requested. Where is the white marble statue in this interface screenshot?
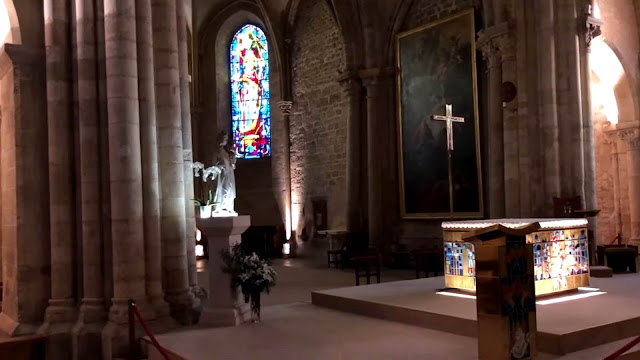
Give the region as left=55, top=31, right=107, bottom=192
left=212, top=131, right=237, bottom=215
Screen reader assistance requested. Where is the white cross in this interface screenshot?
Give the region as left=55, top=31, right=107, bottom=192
left=432, top=104, right=465, bottom=151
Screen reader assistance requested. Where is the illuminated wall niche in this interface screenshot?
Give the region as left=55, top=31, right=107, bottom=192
left=230, top=24, right=271, bottom=159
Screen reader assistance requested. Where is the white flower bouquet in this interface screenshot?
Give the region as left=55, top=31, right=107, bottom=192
left=220, top=244, right=277, bottom=321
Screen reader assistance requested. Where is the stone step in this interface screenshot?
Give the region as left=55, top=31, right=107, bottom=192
left=591, top=265, right=614, bottom=277
left=549, top=336, right=640, bottom=359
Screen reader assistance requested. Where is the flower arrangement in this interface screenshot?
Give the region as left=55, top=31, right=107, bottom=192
left=220, top=244, right=277, bottom=322
left=192, top=161, right=222, bottom=217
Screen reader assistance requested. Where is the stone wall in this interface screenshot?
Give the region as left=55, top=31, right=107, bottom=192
left=402, top=0, right=474, bottom=31
left=290, top=0, right=350, bottom=233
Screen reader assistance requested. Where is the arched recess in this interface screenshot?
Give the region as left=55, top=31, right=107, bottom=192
left=0, top=0, right=20, bottom=45
left=0, top=0, right=20, bottom=314
left=591, top=37, right=636, bottom=246
left=197, top=1, right=284, bottom=228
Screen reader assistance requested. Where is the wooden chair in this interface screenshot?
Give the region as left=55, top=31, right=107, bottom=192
left=327, top=248, right=344, bottom=268
left=412, top=249, right=443, bottom=279
left=352, top=250, right=381, bottom=286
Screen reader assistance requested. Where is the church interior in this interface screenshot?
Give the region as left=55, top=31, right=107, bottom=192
left=0, top=0, right=640, bottom=359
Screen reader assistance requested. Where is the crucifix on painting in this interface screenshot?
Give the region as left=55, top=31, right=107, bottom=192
left=396, top=9, right=483, bottom=218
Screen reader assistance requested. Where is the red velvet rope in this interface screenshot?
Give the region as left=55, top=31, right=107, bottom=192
left=131, top=304, right=172, bottom=360
left=603, top=335, right=640, bottom=360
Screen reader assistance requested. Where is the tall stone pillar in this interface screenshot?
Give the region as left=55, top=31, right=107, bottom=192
left=0, top=45, right=50, bottom=336
left=477, top=35, right=505, bottom=218
left=621, top=127, right=640, bottom=247
left=277, top=100, right=294, bottom=240
left=341, top=76, right=365, bottom=233
left=176, top=0, right=198, bottom=302
left=151, top=0, right=194, bottom=324
left=496, top=29, right=520, bottom=217
left=580, top=4, right=602, bottom=261
left=605, top=131, right=623, bottom=240
left=535, top=0, right=561, bottom=213
left=360, top=68, right=395, bottom=254
left=72, top=0, right=106, bottom=357
left=41, top=0, right=77, bottom=354
left=555, top=0, right=586, bottom=200
left=135, top=0, right=170, bottom=320
left=580, top=3, right=601, bottom=213
left=101, top=1, right=147, bottom=358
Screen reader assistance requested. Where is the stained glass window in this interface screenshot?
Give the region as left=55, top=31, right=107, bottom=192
left=230, top=24, right=271, bottom=159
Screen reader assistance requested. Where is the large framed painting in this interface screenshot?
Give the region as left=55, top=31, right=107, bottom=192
left=396, top=9, right=483, bottom=219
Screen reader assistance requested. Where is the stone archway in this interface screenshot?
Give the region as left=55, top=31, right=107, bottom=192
left=591, top=37, right=637, bottom=247
left=197, top=3, right=285, bottom=230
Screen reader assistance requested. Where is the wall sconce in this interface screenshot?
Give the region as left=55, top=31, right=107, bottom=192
left=282, top=243, right=291, bottom=257
left=195, top=227, right=208, bottom=260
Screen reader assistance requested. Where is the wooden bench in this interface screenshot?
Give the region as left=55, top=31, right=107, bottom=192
left=0, top=333, right=46, bottom=360
left=598, top=245, right=638, bottom=273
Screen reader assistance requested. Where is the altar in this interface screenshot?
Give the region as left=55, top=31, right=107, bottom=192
left=441, top=218, right=590, bottom=295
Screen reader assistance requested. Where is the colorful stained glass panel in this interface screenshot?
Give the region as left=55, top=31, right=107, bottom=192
left=230, top=24, right=271, bottom=159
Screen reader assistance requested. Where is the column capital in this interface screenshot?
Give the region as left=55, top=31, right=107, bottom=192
left=477, top=22, right=515, bottom=63
left=277, top=100, right=293, bottom=116
left=477, top=37, right=501, bottom=69
left=584, top=5, right=603, bottom=51
left=619, top=127, right=640, bottom=150
left=359, top=66, right=395, bottom=87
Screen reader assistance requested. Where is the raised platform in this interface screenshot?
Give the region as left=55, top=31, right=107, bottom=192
left=312, top=274, right=640, bottom=356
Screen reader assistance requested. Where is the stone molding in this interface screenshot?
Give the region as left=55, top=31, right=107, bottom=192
left=359, top=66, right=395, bottom=84
left=278, top=100, right=293, bottom=116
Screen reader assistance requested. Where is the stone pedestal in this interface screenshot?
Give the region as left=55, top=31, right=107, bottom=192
left=196, top=215, right=251, bottom=327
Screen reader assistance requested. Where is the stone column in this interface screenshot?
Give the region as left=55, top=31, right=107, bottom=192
left=477, top=35, right=505, bottom=218
left=496, top=30, right=521, bottom=217
left=277, top=100, right=294, bottom=240
left=101, top=1, right=147, bottom=358
left=605, top=131, right=623, bottom=241
left=620, top=127, right=640, bottom=247
left=176, top=0, right=198, bottom=302
left=535, top=0, right=561, bottom=213
left=555, top=0, right=586, bottom=200
left=151, top=0, right=193, bottom=324
left=41, top=0, right=77, bottom=353
left=0, top=45, right=50, bottom=336
left=580, top=3, right=601, bottom=212
left=580, top=3, right=602, bottom=262
left=341, top=76, right=364, bottom=232
left=135, top=0, right=170, bottom=319
left=72, top=0, right=106, bottom=356
left=360, top=68, right=394, bottom=253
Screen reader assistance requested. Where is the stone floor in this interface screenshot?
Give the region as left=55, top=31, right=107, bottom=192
left=151, top=246, right=640, bottom=360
